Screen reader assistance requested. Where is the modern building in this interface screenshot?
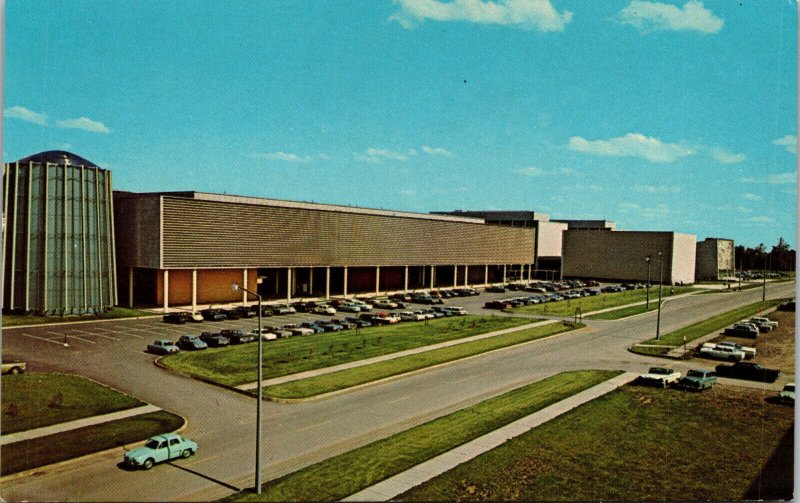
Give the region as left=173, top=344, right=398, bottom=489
left=552, top=219, right=616, bottom=231
left=561, top=230, right=697, bottom=285
left=2, top=151, right=117, bottom=315
left=114, top=191, right=536, bottom=311
left=431, top=210, right=566, bottom=278
left=695, top=238, right=735, bottom=280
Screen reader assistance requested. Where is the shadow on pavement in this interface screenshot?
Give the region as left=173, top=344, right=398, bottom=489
left=744, top=424, right=794, bottom=501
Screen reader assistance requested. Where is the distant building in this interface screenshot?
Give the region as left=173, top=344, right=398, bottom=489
left=431, top=210, right=566, bottom=279
left=562, top=230, right=696, bottom=285
left=2, top=151, right=117, bottom=315
left=551, top=219, right=616, bottom=231
left=695, top=238, right=735, bottom=280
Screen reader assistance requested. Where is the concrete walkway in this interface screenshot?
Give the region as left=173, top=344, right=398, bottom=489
left=342, top=371, right=639, bottom=502
left=1, top=404, right=161, bottom=445
left=237, top=319, right=560, bottom=390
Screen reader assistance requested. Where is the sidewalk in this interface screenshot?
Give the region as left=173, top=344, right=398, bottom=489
left=342, top=371, right=639, bottom=502
left=1, top=404, right=161, bottom=445
left=237, top=319, right=560, bottom=390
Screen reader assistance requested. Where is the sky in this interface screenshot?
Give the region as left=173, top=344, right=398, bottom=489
left=2, top=0, right=797, bottom=249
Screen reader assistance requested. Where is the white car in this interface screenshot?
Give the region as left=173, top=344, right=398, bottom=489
left=699, top=344, right=745, bottom=361
left=414, top=310, right=435, bottom=320
left=373, top=299, right=398, bottom=309
left=399, top=311, right=426, bottom=321
left=714, top=341, right=756, bottom=359
left=446, top=306, right=468, bottom=316
left=312, top=305, right=336, bottom=315
left=747, top=318, right=773, bottom=332
left=751, top=316, right=778, bottom=328
left=639, top=367, right=681, bottom=387
left=250, top=328, right=278, bottom=341
left=779, top=383, right=795, bottom=404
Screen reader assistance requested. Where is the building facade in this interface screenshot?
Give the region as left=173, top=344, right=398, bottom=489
left=2, top=151, right=117, bottom=315
left=695, top=238, right=735, bottom=280
left=115, top=192, right=536, bottom=310
left=561, top=230, right=696, bottom=285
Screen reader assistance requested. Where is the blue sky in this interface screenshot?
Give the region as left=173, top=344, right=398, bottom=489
left=3, top=0, right=796, bottom=248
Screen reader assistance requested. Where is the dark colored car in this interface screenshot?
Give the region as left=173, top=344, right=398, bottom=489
left=199, top=332, right=230, bottom=347
left=485, top=285, right=508, bottom=293
left=222, top=308, right=241, bottom=320
left=345, top=316, right=372, bottom=328
left=177, top=335, right=208, bottom=350
left=220, top=329, right=255, bottom=344
left=300, top=322, right=325, bottom=334
left=714, top=361, right=781, bottom=383
left=163, top=312, right=189, bottom=324
left=233, top=306, right=254, bottom=318
left=200, top=308, right=227, bottom=321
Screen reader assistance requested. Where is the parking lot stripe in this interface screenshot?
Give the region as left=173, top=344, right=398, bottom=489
left=296, top=419, right=331, bottom=433
left=61, top=334, right=97, bottom=344
left=21, top=333, right=66, bottom=345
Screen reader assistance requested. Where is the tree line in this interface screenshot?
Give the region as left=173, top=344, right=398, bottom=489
left=735, top=237, right=795, bottom=272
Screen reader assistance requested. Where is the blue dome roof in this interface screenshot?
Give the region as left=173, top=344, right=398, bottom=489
left=16, top=150, right=99, bottom=168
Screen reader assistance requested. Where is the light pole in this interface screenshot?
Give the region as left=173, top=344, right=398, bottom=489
left=232, top=282, right=263, bottom=494
left=645, top=255, right=651, bottom=309
left=656, top=252, right=664, bottom=341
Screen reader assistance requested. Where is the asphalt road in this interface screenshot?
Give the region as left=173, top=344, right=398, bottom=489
left=1, top=282, right=794, bottom=502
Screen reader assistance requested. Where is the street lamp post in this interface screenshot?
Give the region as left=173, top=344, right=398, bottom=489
left=656, top=252, right=664, bottom=341
left=232, top=282, right=263, bottom=494
left=645, top=256, right=651, bottom=309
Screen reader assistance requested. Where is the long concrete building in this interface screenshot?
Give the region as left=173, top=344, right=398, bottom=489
left=561, top=230, right=697, bottom=285
left=114, top=191, right=536, bottom=310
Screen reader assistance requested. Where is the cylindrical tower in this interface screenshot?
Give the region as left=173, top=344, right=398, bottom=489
left=2, top=151, right=117, bottom=315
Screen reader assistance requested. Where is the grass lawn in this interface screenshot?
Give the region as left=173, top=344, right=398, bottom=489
left=1, top=373, right=144, bottom=434
left=509, top=286, right=697, bottom=317
left=263, top=321, right=581, bottom=399
left=2, top=307, right=154, bottom=327
left=224, top=370, right=621, bottom=502
left=161, top=315, right=533, bottom=387
left=1, top=411, right=184, bottom=476
left=630, top=298, right=788, bottom=356
left=398, top=384, right=794, bottom=501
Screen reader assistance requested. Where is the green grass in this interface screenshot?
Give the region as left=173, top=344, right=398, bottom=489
left=509, top=286, right=697, bottom=317
left=224, top=370, right=621, bottom=502
left=0, top=411, right=184, bottom=476
left=397, top=384, right=795, bottom=501
left=587, top=303, right=654, bottom=320
left=2, top=307, right=154, bottom=327
left=1, top=373, right=145, bottom=434
left=161, top=315, right=533, bottom=386
left=629, top=298, right=788, bottom=356
left=263, top=321, right=581, bottom=399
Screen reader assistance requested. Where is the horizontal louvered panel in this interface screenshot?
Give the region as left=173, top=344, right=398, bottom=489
left=161, top=197, right=534, bottom=268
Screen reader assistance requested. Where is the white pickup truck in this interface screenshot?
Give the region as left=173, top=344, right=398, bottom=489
left=699, top=343, right=746, bottom=361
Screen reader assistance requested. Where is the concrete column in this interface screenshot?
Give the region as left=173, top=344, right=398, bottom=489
left=309, top=267, right=313, bottom=296
left=243, top=269, right=248, bottom=304
left=453, top=265, right=458, bottom=288
left=464, top=265, right=469, bottom=286
left=375, top=266, right=380, bottom=295
left=192, top=269, right=197, bottom=312
left=163, top=270, right=169, bottom=313
left=502, top=265, right=507, bottom=284
left=430, top=266, right=435, bottom=289
left=325, top=267, right=331, bottom=299
left=128, top=267, right=134, bottom=308
left=287, top=268, right=293, bottom=304
left=484, top=265, right=489, bottom=285
left=343, top=266, right=349, bottom=298
left=404, top=266, right=409, bottom=293
left=528, top=264, right=532, bottom=281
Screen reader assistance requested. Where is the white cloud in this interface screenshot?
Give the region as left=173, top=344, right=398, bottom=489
left=633, top=184, right=680, bottom=193
left=746, top=216, right=774, bottom=224
left=710, top=147, right=746, bottom=164
left=390, top=0, right=572, bottom=32
left=515, top=166, right=545, bottom=176
left=355, top=148, right=417, bottom=163
left=740, top=172, right=797, bottom=185
left=568, top=133, right=694, bottom=163
left=4, top=105, right=47, bottom=125
left=422, top=145, right=456, bottom=158
left=56, top=117, right=111, bottom=133
left=259, top=151, right=312, bottom=163
left=618, top=1, right=724, bottom=34
left=399, top=189, right=417, bottom=196
left=742, top=193, right=762, bottom=201
left=318, top=153, right=333, bottom=161
left=773, top=135, right=797, bottom=154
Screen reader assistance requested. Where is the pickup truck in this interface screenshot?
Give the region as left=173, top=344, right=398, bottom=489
left=123, top=433, right=198, bottom=470
left=1, top=361, right=26, bottom=375
left=715, top=361, right=781, bottom=383
left=698, top=344, right=745, bottom=361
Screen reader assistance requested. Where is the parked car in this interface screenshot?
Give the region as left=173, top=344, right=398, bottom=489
left=331, top=318, right=355, bottom=330
left=723, top=323, right=758, bottom=338
left=411, top=293, right=436, bottom=305
left=163, top=312, right=189, bottom=324
left=345, top=316, right=372, bottom=328
left=271, top=305, right=296, bottom=315
left=337, top=303, right=361, bottom=313
left=233, top=306, right=254, bottom=318
left=746, top=318, right=773, bottom=332
left=372, top=312, right=401, bottom=324
left=147, top=339, right=180, bottom=355
left=751, top=316, right=778, bottom=328
left=779, top=383, right=795, bottom=404
left=220, top=329, right=256, bottom=344
left=709, top=341, right=756, bottom=359
left=123, top=433, right=198, bottom=470
left=312, top=304, right=337, bottom=315
left=250, top=328, right=278, bottom=341
left=1, top=361, right=26, bottom=375
left=398, top=311, right=426, bottom=321
left=698, top=344, right=746, bottom=361
left=485, top=285, right=508, bottom=293
left=639, top=367, right=681, bottom=387
left=715, top=361, right=781, bottom=383
left=177, top=335, right=208, bottom=350
left=200, top=308, right=227, bottom=321
left=372, top=298, right=398, bottom=309
left=186, top=312, right=204, bottom=322
left=318, top=320, right=344, bottom=332
left=300, top=322, right=326, bottom=334
left=287, top=325, right=315, bottom=336
left=679, top=369, right=717, bottom=390
left=199, top=332, right=230, bottom=347
left=484, top=300, right=512, bottom=309
left=446, top=306, right=468, bottom=316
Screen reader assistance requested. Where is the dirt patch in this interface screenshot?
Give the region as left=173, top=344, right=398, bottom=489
left=709, top=309, right=795, bottom=374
